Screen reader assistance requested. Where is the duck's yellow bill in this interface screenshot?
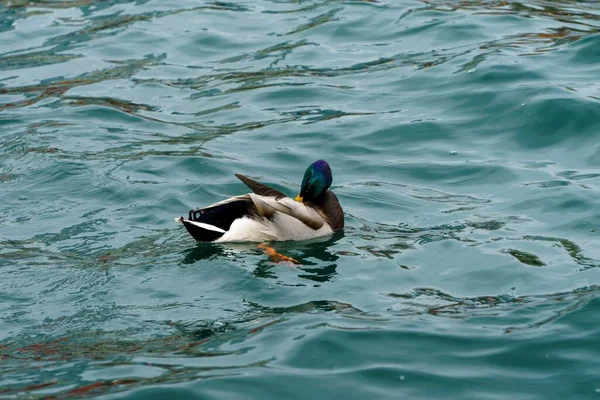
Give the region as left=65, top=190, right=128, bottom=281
left=295, top=194, right=303, bottom=202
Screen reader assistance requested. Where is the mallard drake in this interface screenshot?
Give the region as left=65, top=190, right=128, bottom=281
left=176, top=159, right=344, bottom=242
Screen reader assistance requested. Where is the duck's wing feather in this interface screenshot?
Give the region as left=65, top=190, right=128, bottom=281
left=233, top=174, right=325, bottom=229
left=186, top=183, right=325, bottom=234
left=249, top=194, right=326, bottom=230
left=235, top=174, right=286, bottom=198
left=235, top=174, right=326, bottom=230
left=189, top=195, right=255, bottom=226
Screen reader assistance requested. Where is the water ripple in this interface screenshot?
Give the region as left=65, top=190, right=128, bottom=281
left=2, top=0, right=600, bottom=398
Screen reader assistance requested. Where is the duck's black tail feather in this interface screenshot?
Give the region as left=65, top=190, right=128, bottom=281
left=181, top=198, right=256, bottom=242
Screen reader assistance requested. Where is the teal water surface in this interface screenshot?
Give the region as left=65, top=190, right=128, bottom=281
left=2, top=0, right=600, bottom=398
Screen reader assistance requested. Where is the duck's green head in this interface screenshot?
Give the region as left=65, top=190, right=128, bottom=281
left=295, top=159, right=333, bottom=203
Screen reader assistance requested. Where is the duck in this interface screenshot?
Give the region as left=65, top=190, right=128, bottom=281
left=175, top=159, right=344, bottom=243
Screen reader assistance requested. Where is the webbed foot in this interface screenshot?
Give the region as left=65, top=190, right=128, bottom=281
left=258, top=243, right=300, bottom=265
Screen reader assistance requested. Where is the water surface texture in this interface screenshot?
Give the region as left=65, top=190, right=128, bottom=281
left=2, top=0, right=600, bottom=398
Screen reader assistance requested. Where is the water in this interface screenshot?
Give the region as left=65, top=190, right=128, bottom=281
left=1, top=0, right=600, bottom=398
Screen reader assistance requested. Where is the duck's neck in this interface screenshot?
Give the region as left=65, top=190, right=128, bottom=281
left=319, top=191, right=344, bottom=231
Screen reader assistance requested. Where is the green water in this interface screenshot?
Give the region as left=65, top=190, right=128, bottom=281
left=1, top=0, right=600, bottom=398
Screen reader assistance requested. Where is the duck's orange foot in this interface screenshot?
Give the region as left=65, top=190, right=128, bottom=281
left=258, top=243, right=300, bottom=265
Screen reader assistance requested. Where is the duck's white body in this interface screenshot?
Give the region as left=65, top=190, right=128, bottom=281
left=219, top=213, right=333, bottom=242
left=176, top=193, right=336, bottom=243
left=177, top=162, right=344, bottom=243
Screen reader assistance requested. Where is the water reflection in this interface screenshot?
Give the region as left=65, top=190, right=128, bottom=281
left=181, top=232, right=343, bottom=282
